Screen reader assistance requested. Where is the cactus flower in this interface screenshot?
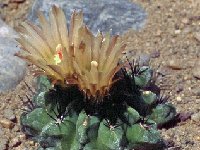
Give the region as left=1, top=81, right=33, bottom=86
left=16, top=6, right=127, bottom=100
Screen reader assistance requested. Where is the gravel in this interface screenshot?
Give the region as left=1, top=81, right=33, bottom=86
left=4, top=108, right=16, bottom=121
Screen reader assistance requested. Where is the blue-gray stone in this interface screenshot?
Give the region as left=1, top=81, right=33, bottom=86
left=0, top=18, right=26, bottom=92
left=28, top=0, right=147, bottom=35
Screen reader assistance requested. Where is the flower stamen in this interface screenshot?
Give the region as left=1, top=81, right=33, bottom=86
left=54, top=44, right=63, bottom=65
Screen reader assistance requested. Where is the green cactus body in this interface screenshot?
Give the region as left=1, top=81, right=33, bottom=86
left=126, top=124, right=165, bottom=150
left=142, top=91, right=157, bottom=105
left=149, top=103, right=176, bottom=127
left=134, top=66, right=152, bottom=88
left=76, top=111, right=90, bottom=145
left=123, top=107, right=140, bottom=125
left=21, top=66, right=177, bottom=150
left=96, top=120, right=124, bottom=150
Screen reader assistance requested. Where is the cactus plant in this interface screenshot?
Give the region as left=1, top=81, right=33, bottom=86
left=17, top=6, right=177, bottom=150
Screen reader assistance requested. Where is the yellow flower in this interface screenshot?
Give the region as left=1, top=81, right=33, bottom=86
left=73, top=30, right=127, bottom=99
left=15, top=6, right=82, bottom=84
left=16, top=6, right=127, bottom=101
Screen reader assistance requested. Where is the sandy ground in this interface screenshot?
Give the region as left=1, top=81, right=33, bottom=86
left=0, top=0, right=200, bottom=149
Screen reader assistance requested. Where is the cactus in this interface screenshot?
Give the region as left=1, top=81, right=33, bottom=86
left=21, top=64, right=177, bottom=150
left=17, top=6, right=177, bottom=150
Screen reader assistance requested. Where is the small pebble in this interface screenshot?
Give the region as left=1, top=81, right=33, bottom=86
left=192, top=60, right=200, bottom=79
left=196, top=136, right=200, bottom=141
left=196, top=99, right=200, bottom=104
left=138, top=54, right=150, bottom=66
left=12, top=124, right=20, bottom=132
left=9, top=137, right=21, bottom=148
left=29, top=140, right=35, bottom=146
left=175, top=30, right=181, bottom=34
left=150, top=50, right=160, bottom=58
left=176, top=96, right=182, bottom=102
left=0, top=103, right=6, bottom=111
left=175, top=84, right=184, bottom=93
left=19, top=134, right=26, bottom=140
left=192, top=89, right=200, bottom=97
left=194, top=32, right=200, bottom=42
left=4, top=108, right=16, bottom=121
left=0, top=138, right=8, bottom=150
left=191, top=112, right=200, bottom=122
left=157, top=67, right=169, bottom=76
left=193, top=70, right=200, bottom=79
left=0, top=127, right=4, bottom=135
left=182, top=27, right=192, bottom=34
left=167, top=59, right=183, bottom=70
left=155, top=29, right=162, bottom=36
left=0, top=118, right=14, bottom=129
left=181, top=18, right=189, bottom=24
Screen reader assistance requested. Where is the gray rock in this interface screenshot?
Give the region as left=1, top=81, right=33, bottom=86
left=28, top=0, right=147, bottom=35
left=0, top=19, right=26, bottom=92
